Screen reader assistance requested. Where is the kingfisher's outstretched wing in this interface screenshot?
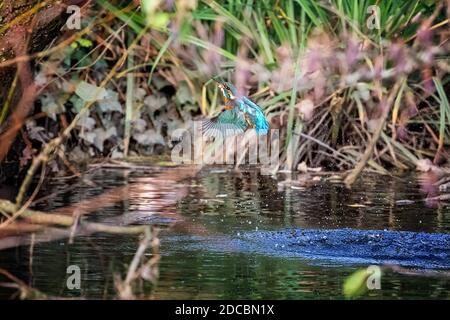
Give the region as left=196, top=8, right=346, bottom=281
left=202, top=108, right=247, bottom=137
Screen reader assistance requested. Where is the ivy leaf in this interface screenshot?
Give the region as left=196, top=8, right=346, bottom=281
left=69, top=95, right=85, bottom=113
left=133, top=129, right=165, bottom=146
left=134, top=88, right=147, bottom=101
left=77, top=113, right=96, bottom=130
left=144, top=95, right=167, bottom=113
left=77, top=38, right=93, bottom=48
left=97, top=90, right=123, bottom=113
left=92, top=127, right=117, bottom=152
left=152, top=76, right=170, bottom=90
left=176, top=82, right=195, bottom=105
left=133, top=118, right=147, bottom=133
left=75, top=81, right=108, bottom=102
left=39, top=95, right=63, bottom=120
left=79, top=131, right=96, bottom=145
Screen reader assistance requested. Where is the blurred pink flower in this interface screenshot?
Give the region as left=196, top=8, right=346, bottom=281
left=297, top=99, right=314, bottom=121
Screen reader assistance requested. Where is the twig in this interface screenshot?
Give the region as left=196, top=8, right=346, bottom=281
left=0, top=268, right=47, bottom=299
left=115, top=227, right=153, bottom=299
left=344, top=79, right=404, bottom=187
left=0, top=199, right=151, bottom=235
left=123, top=31, right=135, bottom=156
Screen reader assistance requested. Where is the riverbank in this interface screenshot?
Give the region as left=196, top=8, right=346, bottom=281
left=1, top=1, right=449, bottom=188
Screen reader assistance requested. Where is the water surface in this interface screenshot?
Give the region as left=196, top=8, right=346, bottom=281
left=0, top=168, right=449, bottom=299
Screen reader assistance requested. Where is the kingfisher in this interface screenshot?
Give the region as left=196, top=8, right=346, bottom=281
left=202, top=78, right=269, bottom=137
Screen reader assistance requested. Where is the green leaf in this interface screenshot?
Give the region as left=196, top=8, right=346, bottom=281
left=77, top=38, right=93, bottom=48
left=77, top=113, right=96, bottom=130
left=75, top=81, right=108, bottom=102
left=144, top=95, right=167, bottom=112
left=93, top=127, right=117, bottom=152
left=151, top=12, right=170, bottom=29
left=39, top=95, right=63, bottom=121
left=69, top=95, right=85, bottom=113
left=133, top=129, right=165, bottom=146
left=176, top=83, right=195, bottom=105
left=97, top=90, right=123, bottom=113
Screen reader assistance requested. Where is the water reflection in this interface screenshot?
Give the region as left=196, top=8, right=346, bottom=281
left=0, top=168, right=449, bottom=299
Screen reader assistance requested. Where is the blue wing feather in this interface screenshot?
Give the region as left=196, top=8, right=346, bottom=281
left=202, top=108, right=246, bottom=137
left=239, top=97, right=269, bottom=135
